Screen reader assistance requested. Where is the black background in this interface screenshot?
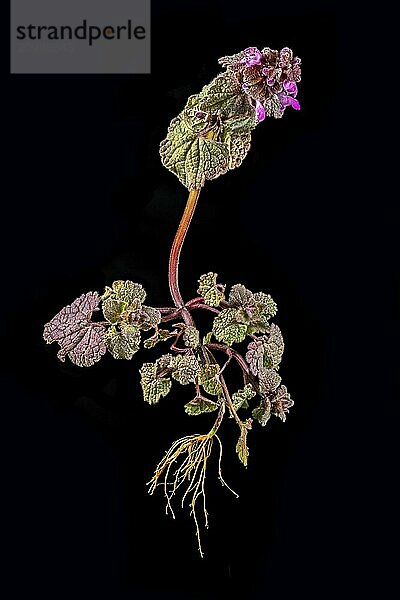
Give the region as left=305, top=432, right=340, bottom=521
left=2, top=1, right=396, bottom=599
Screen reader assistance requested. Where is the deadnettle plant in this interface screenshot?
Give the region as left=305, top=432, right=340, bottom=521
left=43, top=45, right=301, bottom=556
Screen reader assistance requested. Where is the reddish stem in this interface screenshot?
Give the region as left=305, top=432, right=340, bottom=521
left=207, top=343, right=251, bottom=378
left=168, top=189, right=201, bottom=326
left=189, top=303, right=220, bottom=315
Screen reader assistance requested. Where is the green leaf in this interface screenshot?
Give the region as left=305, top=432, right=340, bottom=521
left=184, top=396, right=218, bottom=416
left=105, top=323, right=141, bottom=360
left=203, top=332, right=213, bottom=345
left=101, top=280, right=148, bottom=326
left=110, top=280, right=146, bottom=305
left=253, top=292, right=277, bottom=319
left=198, top=364, right=222, bottom=396
left=102, top=298, right=127, bottom=324
left=183, top=326, right=200, bottom=348
left=144, top=328, right=177, bottom=349
left=140, top=360, right=172, bottom=405
left=138, top=305, right=162, bottom=331
left=236, top=419, right=252, bottom=467
left=182, top=93, right=211, bottom=134
left=199, top=72, right=254, bottom=120
left=160, top=114, right=229, bottom=190
left=221, top=129, right=252, bottom=170
left=170, top=354, right=200, bottom=385
left=232, top=384, right=256, bottom=411
left=224, top=285, right=277, bottom=335
left=197, top=272, right=225, bottom=307
left=252, top=400, right=272, bottom=427
left=212, top=308, right=248, bottom=345
left=246, top=314, right=270, bottom=335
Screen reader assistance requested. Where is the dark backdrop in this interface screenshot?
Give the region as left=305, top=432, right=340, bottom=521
left=2, top=1, right=396, bottom=599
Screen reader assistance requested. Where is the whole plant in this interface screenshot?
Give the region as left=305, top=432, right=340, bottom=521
left=44, top=45, right=301, bottom=556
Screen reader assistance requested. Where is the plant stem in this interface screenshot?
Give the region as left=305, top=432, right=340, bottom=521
left=209, top=401, right=225, bottom=436
left=168, top=188, right=201, bottom=326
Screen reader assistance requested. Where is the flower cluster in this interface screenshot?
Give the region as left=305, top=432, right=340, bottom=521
left=160, top=44, right=302, bottom=189
left=218, top=46, right=301, bottom=120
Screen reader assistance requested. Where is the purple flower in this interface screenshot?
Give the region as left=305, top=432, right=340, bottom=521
left=290, top=98, right=301, bottom=110
left=279, top=79, right=301, bottom=111
left=255, top=100, right=266, bottom=122
left=278, top=94, right=301, bottom=110
left=218, top=45, right=302, bottom=120
left=240, top=47, right=262, bottom=67
left=283, top=80, right=298, bottom=95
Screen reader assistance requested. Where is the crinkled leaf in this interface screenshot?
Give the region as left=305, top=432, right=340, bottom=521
left=212, top=308, right=248, bottom=345
left=259, top=368, right=282, bottom=394
left=245, top=313, right=270, bottom=335
left=225, top=114, right=258, bottom=134
left=245, top=337, right=265, bottom=375
left=218, top=49, right=252, bottom=72
left=264, top=95, right=284, bottom=119
left=253, top=292, right=277, bottom=319
left=102, top=298, right=127, bottom=324
left=199, top=72, right=254, bottom=120
left=198, top=364, right=222, bottom=396
left=182, top=93, right=210, bottom=134
left=263, top=324, right=285, bottom=369
left=170, top=354, right=200, bottom=385
left=43, top=291, right=107, bottom=367
left=197, top=272, right=225, bottom=307
left=140, top=361, right=172, bottom=405
left=160, top=114, right=229, bottom=190
left=104, top=280, right=146, bottom=305
left=105, top=323, right=141, bottom=360
left=221, top=129, right=252, bottom=170
left=156, top=353, right=174, bottom=370
left=236, top=419, right=252, bottom=467
left=252, top=399, right=272, bottom=426
left=67, top=325, right=106, bottom=367
left=184, top=396, right=218, bottom=416
left=246, top=324, right=284, bottom=374
left=232, top=384, right=256, bottom=411
left=271, top=385, right=293, bottom=422
left=136, top=305, right=162, bottom=331
left=144, top=328, right=177, bottom=349
left=246, top=293, right=277, bottom=335
left=183, top=326, right=200, bottom=348
left=228, top=284, right=254, bottom=308
left=225, top=285, right=276, bottom=335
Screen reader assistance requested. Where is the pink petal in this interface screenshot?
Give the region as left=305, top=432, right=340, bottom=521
left=255, top=100, right=266, bottom=122
left=279, top=94, right=292, bottom=108
left=284, top=80, right=298, bottom=96
left=240, top=47, right=262, bottom=67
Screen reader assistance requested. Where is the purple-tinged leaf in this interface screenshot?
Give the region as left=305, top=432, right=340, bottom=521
left=271, top=385, right=294, bottom=422
left=43, top=291, right=106, bottom=367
